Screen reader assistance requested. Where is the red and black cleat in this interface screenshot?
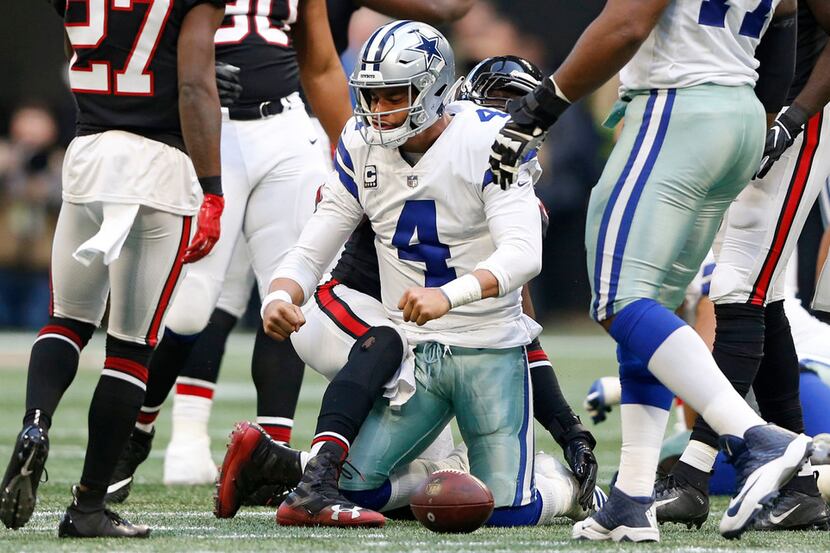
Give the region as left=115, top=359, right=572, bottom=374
left=214, top=421, right=302, bottom=519
left=276, top=442, right=385, bottom=528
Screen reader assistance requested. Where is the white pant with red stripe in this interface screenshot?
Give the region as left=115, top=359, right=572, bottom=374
left=164, top=97, right=326, bottom=335
left=50, top=201, right=191, bottom=346
left=291, top=279, right=407, bottom=381
left=710, top=103, right=830, bottom=305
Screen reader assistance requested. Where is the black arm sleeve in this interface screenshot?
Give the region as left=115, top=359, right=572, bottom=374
left=754, top=12, right=798, bottom=114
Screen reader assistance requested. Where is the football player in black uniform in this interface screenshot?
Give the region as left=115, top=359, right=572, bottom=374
left=214, top=56, right=600, bottom=526
left=105, top=0, right=353, bottom=501
left=656, top=0, right=830, bottom=532
left=0, top=0, right=227, bottom=538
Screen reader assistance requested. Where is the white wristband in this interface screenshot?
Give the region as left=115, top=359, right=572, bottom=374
left=439, top=274, right=482, bottom=309
left=260, top=290, right=293, bottom=319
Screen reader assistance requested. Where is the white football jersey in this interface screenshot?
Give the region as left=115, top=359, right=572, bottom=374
left=621, top=0, right=782, bottom=93
left=277, top=101, right=543, bottom=348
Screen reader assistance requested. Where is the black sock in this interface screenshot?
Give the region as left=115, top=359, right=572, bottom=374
left=24, top=317, right=95, bottom=430
left=673, top=459, right=711, bottom=492
left=80, top=335, right=153, bottom=493
left=252, top=325, right=305, bottom=443
left=754, top=300, right=804, bottom=433
left=137, top=328, right=199, bottom=427
left=690, top=302, right=765, bottom=449
left=73, top=486, right=107, bottom=513
left=178, top=308, right=237, bottom=384
left=313, top=326, right=403, bottom=448
left=527, top=338, right=594, bottom=448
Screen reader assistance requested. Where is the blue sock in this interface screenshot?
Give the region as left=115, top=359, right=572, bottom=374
left=341, top=481, right=392, bottom=512
left=486, top=495, right=543, bottom=527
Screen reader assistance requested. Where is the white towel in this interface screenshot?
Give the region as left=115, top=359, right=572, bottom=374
left=73, top=203, right=140, bottom=266
left=383, top=345, right=417, bottom=409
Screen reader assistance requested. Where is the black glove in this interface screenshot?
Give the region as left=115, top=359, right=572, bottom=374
left=488, top=78, right=569, bottom=189
left=216, top=62, right=242, bottom=108
left=756, top=104, right=808, bottom=179
left=564, top=436, right=598, bottom=511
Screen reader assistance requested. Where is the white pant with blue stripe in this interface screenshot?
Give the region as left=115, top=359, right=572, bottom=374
left=586, top=85, right=765, bottom=321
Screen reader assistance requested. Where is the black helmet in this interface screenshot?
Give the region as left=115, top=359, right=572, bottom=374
left=457, top=55, right=544, bottom=109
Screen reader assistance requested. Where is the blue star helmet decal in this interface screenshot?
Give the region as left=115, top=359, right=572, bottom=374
left=408, top=31, right=444, bottom=67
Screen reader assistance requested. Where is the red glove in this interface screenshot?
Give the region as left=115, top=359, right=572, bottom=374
left=183, top=193, right=224, bottom=263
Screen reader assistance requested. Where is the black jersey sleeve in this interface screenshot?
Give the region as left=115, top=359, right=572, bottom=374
left=51, top=0, right=65, bottom=17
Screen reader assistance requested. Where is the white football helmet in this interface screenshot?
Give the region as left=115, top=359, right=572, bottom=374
left=349, top=20, right=456, bottom=148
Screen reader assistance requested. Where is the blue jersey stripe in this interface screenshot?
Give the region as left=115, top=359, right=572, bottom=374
left=482, top=169, right=494, bottom=190
left=604, top=89, right=676, bottom=319
left=591, top=92, right=658, bottom=319
left=336, top=138, right=354, bottom=172
left=335, top=158, right=360, bottom=203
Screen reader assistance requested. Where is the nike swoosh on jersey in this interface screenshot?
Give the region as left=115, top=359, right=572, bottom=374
left=768, top=505, right=799, bottom=525
left=654, top=496, right=679, bottom=508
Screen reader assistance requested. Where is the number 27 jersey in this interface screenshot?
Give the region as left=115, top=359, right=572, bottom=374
left=280, top=103, right=543, bottom=348
left=59, top=0, right=226, bottom=150
left=621, top=0, right=783, bottom=93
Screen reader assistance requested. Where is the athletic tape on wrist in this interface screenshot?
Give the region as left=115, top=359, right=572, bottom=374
left=439, top=274, right=482, bottom=309
left=260, top=290, right=293, bottom=319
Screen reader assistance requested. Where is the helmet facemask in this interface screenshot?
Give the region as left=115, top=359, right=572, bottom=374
left=352, top=73, right=440, bottom=148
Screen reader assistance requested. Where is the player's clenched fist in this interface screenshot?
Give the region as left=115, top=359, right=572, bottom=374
left=398, top=287, right=450, bottom=326
left=262, top=299, right=305, bottom=341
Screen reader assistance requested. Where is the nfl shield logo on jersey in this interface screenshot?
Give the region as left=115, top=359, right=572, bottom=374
left=407, top=175, right=419, bottom=188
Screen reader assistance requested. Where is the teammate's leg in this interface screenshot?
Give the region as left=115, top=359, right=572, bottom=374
left=1, top=202, right=103, bottom=529
left=661, top=107, right=830, bottom=528
left=59, top=206, right=191, bottom=538
left=584, top=86, right=808, bottom=540
left=164, top=238, right=254, bottom=485
left=242, top=105, right=324, bottom=444
left=107, top=119, right=250, bottom=501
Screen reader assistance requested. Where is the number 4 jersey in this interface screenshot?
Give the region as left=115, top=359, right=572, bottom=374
left=56, top=0, right=227, bottom=151
left=620, top=0, right=783, bottom=93
left=277, top=102, right=543, bottom=348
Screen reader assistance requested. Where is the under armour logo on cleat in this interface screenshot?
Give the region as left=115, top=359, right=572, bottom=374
left=330, top=505, right=362, bottom=520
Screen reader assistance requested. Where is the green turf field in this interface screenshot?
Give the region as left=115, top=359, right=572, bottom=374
left=0, top=328, right=827, bottom=552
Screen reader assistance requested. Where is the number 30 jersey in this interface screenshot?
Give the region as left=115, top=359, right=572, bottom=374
left=620, top=0, right=783, bottom=93
left=215, top=0, right=301, bottom=107
left=277, top=102, right=544, bottom=348
left=57, top=0, right=226, bottom=150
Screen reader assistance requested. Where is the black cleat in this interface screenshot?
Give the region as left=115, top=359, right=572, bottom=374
left=241, top=484, right=292, bottom=508
left=59, top=486, right=150, bottom=538
left=654, top=473, right=709, bottom=529
left=215, top=422, right=302, bottom=518
left=276, top=442, right=384, bottom=528
left=750, top=486, right=830, bottom=531
left=1, top=425, right=49, bottom=529
left=105, top=427, right=154, bottom=504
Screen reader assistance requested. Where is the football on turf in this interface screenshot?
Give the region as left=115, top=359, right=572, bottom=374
left=410, top=469, right=494, bottom=533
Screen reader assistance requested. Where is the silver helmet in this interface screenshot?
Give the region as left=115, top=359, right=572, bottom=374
left=350, top=20, right=456, bottom=148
